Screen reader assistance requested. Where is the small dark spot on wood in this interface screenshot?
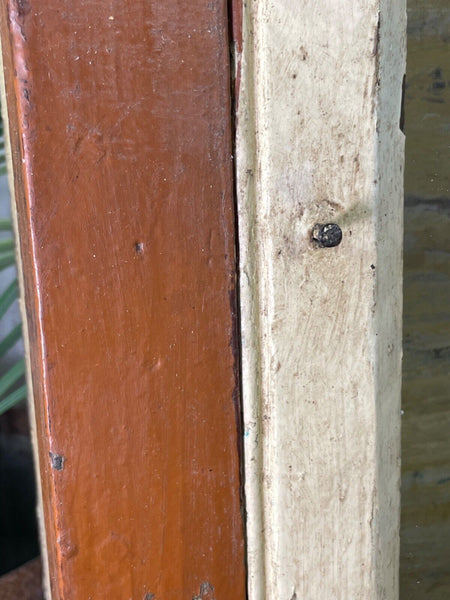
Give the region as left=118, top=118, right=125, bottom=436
left=431, top=80, right=445, bottom=91
left=324, top=198, right=342, bottom=212
left=135, top=242, right=144, bottom=254
left=400, top=74, right=406, bottom=132
left=372, top=14, right=380, bottom=57
left=290, top=592, right=297, bottom=600
left=192, top=581, right=215, bottom=600
left=370, top=264, right=376, bottom=270
left=143, top=594, right=155, bottom=600
left=432, top=346, right=450, bottom=360
left=16, top=0, right=31, bottom=17
left=49, top=452, right=65, bottom=471
left=292, top=73, right=297, bottom=79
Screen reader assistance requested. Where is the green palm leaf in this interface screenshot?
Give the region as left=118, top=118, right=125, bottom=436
left=0, top=111, right=27, bottom=413
left=0, top=322, right=22, bottom=359
left=0, top=279, right=18, bottom=319
left=0, top=383, right=27, bottom=415
left=0, top=357, right=25, bottom=398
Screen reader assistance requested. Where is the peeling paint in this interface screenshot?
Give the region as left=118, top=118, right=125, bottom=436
left=192, top=581, right=216, bottom=600
left=49, top=452, right=65, bottom=471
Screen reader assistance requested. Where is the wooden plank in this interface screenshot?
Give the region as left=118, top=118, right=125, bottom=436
left=0, top=1, right=246, bottom=598
left=0, top=15, right=50, bottom=596
left=235, top=1, right=406, bottom=598
left=400, top=1, right=450, bottom=597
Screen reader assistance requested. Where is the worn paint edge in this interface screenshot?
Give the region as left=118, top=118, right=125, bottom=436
left=234, top=1, right=265, bottom=597
left=0, top=29, right=51, bottom=600
left=373, top=0, right=406, bottom=597
left=4, top=4, right=70, bottom=596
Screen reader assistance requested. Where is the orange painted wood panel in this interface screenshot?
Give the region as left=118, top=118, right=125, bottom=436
left=0, top=1, right=246, bottom=598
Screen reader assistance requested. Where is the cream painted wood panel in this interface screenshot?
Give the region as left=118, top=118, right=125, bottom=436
left=235, top=1, right=406, bottom=599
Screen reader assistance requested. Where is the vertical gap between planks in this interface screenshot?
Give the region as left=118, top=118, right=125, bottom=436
left=226, top=0, right=249, bottom=595
left=233, top=1, right=266, bottom=597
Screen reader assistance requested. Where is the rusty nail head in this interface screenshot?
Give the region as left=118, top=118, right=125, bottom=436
left=312, top=223, right=342, bottom=247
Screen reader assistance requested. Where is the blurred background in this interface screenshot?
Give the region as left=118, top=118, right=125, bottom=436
left=0, top=118, right=39, bottom=582
left=401, top=1, right=450, bottom=598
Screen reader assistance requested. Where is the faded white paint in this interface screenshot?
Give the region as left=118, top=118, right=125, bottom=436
left=235, top=1, right=405, bottom=598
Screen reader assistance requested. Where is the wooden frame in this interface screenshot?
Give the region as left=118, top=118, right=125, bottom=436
left=235, top=1, right=406, bottom=598
left=0, top=0, right=406, bottom=597
left=0, top=1, right=246, bottom=598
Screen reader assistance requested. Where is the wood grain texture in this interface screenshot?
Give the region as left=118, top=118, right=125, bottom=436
left=235, top=1, right=405, bottom=598
left=0, top=1, right=246, bottom=598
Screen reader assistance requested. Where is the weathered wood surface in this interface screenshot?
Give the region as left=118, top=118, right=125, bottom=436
left=0, top=1, right=246, bottom=598
left=235, top=1, right=405, bottom=598
left=400, top=1, right=450, bottom=597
